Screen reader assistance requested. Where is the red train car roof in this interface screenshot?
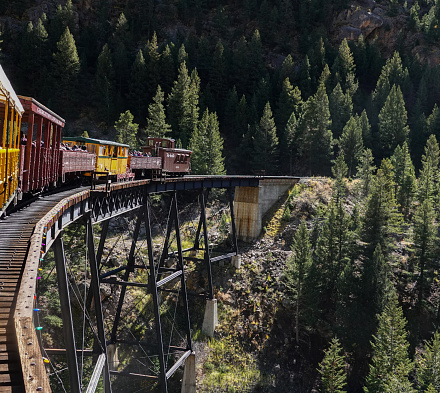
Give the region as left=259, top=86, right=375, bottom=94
left=18, top=96, right=65, bottom=127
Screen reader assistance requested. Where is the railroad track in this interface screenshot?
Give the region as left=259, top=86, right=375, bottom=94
left=0, top=188, right=87, bottom=393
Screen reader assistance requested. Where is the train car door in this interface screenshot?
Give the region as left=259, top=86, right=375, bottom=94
left=110, top=145, right=118, bottom=173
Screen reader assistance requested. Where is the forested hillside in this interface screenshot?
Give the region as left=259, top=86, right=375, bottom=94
left=4, top=1, right=440, bottom=392
left=2, top=0, right=440, bottom=175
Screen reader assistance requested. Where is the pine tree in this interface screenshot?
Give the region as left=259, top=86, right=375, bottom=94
left=413, top=198, right=437, bottom=307
left=115, top=110, right=139, bottom=149
left=143, top=85, right=171, bottom=140
left=279, top=55, right=295, bottom=87
left=359, top=109, right=372, bottom=148
left=314, top=154, right=352, bottom=320
left=247, top=29, right=265, bottom=92
left=329, top=83, right=353, bottom=139
left=357, top=148, right=376, bottom=196
left=189, top=109, right=225, bottom=175
left=391, top=142, right=416, bottom=220
left=144, top=31, right=161, bottom=99
left=298, top=83, right=333, bottom=175
left=113, top=41, right=128, bottom=101
left=154, top=46, right=173, bottom=96
left=52, top=26, right=80, bottom=110
left=339, top=115, right=363, bottom=177
left=417, top=331, right=440, bottom=391
left=378, top=85, right=409, bottom=158
left=364, top=290, right=414, bottom=393
left=96, top=43, right=115, bottom=124
left=276, top=78, right=302, bottom=133
left=332, top=38, right=358, bottom=97
left=276, top=80, right=302, bottom=174
left=252, top=102, right=279, bottom=174
left=167, top=62, right=200, bottom=148
left=362, top=159, right=401, bottom=259
left=129, top=50, right=148, bottom=121
left=284, top=220, right=313, bottom=344
left=373, top=51, right=410, bottom=111
left=209, top=39, right=227, bottom=112
left=318, top=338, right=347, bottom=393
left=49, top=0, right=76, bottom=46
left=418, top=134, right=440, bottom=205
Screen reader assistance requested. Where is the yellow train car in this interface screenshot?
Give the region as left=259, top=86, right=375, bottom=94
left=0, top=65, right=24, bottom=216
left=62, top=136, right=130, bottom=178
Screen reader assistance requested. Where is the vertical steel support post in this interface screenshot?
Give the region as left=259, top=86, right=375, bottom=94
left=85, top=218, right=110, bottom=313
left=200, top=190, right=214, bottom=299
left=111, top=210, right=142, bottom=342
left=86, top=216, right=112, bottom=393
left=228, top=188, right=238, bottom=255
left=97, top=219, right=110, bottom=267
left=158, top=200, right=175, bottom=268
left=53, top=234, right=81, bottom=393
left=143, top=195, right=168, bottom=393
left=193, top=189, right=209, bottom=250
left=171, top=192, right=192, bottom=350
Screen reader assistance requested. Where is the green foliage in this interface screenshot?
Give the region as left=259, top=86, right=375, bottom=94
left=115, top=110, right=139, bottom=148
left=189, top=108, right=225, bottom=175
left=362, top=159, right=401, bottom=259
left=391, top=142, right=416, bottom=219
left=96, top=43, right=115, bottom=123
left=43, top=314, right=63, bottom=329
left=167, top=61, right=200, bottom=148
left=332, top=38, right=358, bottom=97
left=52, top=26, right=80, bottom=110
left=417, top=331, right=440, bottom=391
left=284, top=220, right=312, bottom=344
left=364, top=290, right=414, bottom=393
left=418, top=134, right=440, bottom=205
left=373, top=52, right=409, bottom=111
left=296, top=83, right=333, bottom=175
left=339, top=115, right=363, bottom=177
left=329, top=83, right=352, bottom=139
left=252, top=102, right=279, bottom=174
left=128, top=49, right=148, bottom=121
left=143, top=85, right=171, bottom=140
left=357, top=148, right=376, bottom=196
left=378, top=85, right=409, bottom=158
left=318, top=338, right=347, bottom=393
left=413, top=198, right=438, bottom=306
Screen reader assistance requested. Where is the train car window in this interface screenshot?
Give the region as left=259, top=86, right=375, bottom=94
left=99, top=145, right=105, bottom=155
left=113, top=146, right=118, bottom=157
left=149, top=140, right=153, bottom=146
left=163, top=140, right=168, bottom=147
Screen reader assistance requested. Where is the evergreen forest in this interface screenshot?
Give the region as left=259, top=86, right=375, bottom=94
left=3, top=0, right=440, bottom=392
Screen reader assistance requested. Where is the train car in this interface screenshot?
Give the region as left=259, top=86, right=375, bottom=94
left=18, top=96, right=65, bottom=194
left=62, top=136, right=132, bottom=180
left=141, top=137, right=191, bottom=176
left=0, top=65, right=24, bottom=216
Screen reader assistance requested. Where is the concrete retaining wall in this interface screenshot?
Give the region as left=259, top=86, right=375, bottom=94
left=234, top=178, right=298, bottom=242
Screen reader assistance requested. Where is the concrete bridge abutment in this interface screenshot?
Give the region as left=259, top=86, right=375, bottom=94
left=234, top=178, right=299, bottom=242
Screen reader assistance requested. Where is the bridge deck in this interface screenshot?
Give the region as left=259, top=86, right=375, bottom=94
left=0, top=188, right=87, bottom=393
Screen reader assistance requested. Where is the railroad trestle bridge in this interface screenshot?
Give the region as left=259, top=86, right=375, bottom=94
left=1, top=175, right=298, bottom=393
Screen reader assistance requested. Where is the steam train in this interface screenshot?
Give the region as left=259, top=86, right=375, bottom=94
left=0, top=65, right=191, bottom=217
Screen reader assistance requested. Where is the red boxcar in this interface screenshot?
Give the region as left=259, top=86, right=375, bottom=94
left=18, top=96, right=64, bottom=193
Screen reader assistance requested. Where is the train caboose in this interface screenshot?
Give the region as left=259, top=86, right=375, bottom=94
left=142, top=137, right=191, bottom=176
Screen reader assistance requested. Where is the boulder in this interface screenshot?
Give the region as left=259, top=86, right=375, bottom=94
left=339, top=26, right=362, bottom=41
left=350, top=9, right=384, bottom=37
